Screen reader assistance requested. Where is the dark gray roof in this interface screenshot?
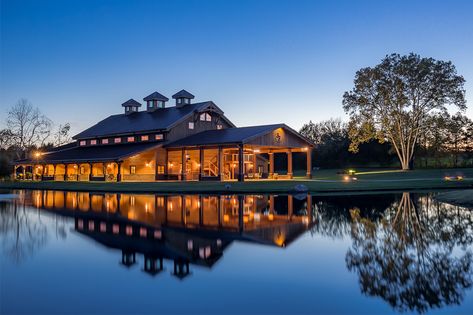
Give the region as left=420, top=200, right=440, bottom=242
left=143, top=91, right=169, bottom=102
left=165, top=124, right=311, bottom=147
left=74, top=101, right=232, bottom=139
left=172, top=89, right=195, bottom=99
left=122, top=99, right=142, bottom=107
left=21, top=142, right=161, bottom=163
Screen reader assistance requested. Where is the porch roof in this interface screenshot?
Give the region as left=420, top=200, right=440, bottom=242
left=164, top=124, right=314, bottom=148
left=18, top=142, right=161, bottom=164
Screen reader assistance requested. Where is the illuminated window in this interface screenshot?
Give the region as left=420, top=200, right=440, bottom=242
left=140, top=228, right=147, bottom=238
left=155, top=134, right=163, bottom=140
left=88, top=221, right=95, bottom=231
left=157, top=165, right=165, bottom=174
left=127, top=136, right=135, bottom=142
left=77, top=219, right=84, bottom=230
left=114, top=137, right=121, bottom=143
left=80, top=140, right=86, bottom=146
left=102, top=139, right=109, bottom=144
left=188, top=122, right=194, bottom=129
left=141, top=135, right=149, bottom=141
left=126, top=225, right=133, bottom=236
left=156, top=197, right=164, bottom=207
left=100, top=222, right=107, bottom=232
left=130, top=165, right=136, bottom=174
left=80, top=166, right=85, bottom=174
left=112, top=224, right=119, bottom=234
left=200, top=113, right=211, bottom=121
left=154, top=230, right=162, bottom=239
left=217, top=124, right=223, bottom=130
left=90, top=139, right=97, bottom=145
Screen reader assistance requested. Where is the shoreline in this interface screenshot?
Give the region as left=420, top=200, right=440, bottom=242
left=1, top=178, right=472, bottom=194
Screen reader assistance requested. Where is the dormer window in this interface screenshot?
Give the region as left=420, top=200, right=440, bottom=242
left=143, top=91, right=168, bottom=112
left=122, top=99, right=142, bottom=115
left=172, top=90, right=195, bottom=107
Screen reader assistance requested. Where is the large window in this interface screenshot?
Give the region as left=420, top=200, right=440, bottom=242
left=200, top=113, right=211, bottom=121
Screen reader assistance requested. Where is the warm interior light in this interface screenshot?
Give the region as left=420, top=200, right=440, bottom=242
left=223, top=214, right=230, bottom=222
left=34, top=152, right=41, bottom=157
left=343, top=175, right=350, bottom=181
left=253, top=149, right=260, bottom=153
left=268, top=213, right=274, bottom=221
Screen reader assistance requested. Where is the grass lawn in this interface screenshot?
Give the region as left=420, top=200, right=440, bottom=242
left=1, top=168, right=472, bottom=194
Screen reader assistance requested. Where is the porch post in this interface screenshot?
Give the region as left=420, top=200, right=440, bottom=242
left=102, top=163, right=106, bottom=180
left=218, top=146, right=224, bottom=181
left=53, top=164, right=57, bottom=180
left=181, top=149, right=187, bottom=181
left=237, top=144, right=244, bottom=182
left=269, top=152, right=274, bottom=178
left=117, top=161, right=122, bottom=182
left=12, top=165, right=17, bottom=180
left=306, top=148, right=312, bottom=179
left=199, top=147, right=204, bottom=180
left=252, top=150, right=257, bottom=178
left=22, top=165, right=26, bottom=180
left=65, top=164, right=68, bottom=181
left=89, top=163, right=93, bottom=181
left=287, top=150, right=293, bottom=179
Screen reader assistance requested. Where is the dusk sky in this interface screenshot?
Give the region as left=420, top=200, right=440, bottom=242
left=1, top=0, right=472, bottom=136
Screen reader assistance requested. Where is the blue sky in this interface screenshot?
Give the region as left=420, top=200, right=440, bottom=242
left=1, top=0, right=472, bottom=135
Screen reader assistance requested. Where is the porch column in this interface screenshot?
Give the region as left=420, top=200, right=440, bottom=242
left=199, top=147, right=204, bottom=180
left=287, top=150, right=293, bottom=179
left=22, top=165, right=26, bottom=180
left=181, top=149, right=187, bottom=181
left=269, top=195, right=275, bottom=213
left=117, top=161, right=122, bottom=182
left=88, top=163, right=93, bottom=181
left=306, top=148, right=312, bottom=179
left=102, top=163, right=106, bottom=180
left=65, top=164, right=69, bottom=181
left=237, top=145, right=244, bottom=182
left=53, top=164, right=57, bottom=180
left=252, top=150, right=257, bottom=178
left=269, top=153, right=274, bottom=178
left=218, top=146, right=224, bottom=181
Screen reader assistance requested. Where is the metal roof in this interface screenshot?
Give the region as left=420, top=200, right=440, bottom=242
left=165, top=124, right=313, bottom=147
left=73, top=101, right=233, bottom=139
left=143, top=91, right=169, bottom=102
left=23, top=142, right=161, bottom=163
left=172, top=89, right=195, bottom=99
left=121, top=99, right=142, bottom=107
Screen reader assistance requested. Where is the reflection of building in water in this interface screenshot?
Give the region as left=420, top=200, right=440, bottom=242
left=29, top=190, right=314, bottom=279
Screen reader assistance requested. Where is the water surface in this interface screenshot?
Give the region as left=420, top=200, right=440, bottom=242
left=1, top=190, right=472, bottom=314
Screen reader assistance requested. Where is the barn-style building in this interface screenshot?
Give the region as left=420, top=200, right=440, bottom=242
left=14, top=90, right=313, bottom=182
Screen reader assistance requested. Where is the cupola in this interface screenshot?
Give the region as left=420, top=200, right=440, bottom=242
left=172, top=90, right=194, bottom=107
left=143, top=91, right=169, bottom=112
left=122, top=99, right=141, bottom=115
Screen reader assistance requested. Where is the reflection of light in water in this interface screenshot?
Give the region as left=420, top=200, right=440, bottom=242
left=274, top=231, right=285, bottom=247
left=130, top=196, right=135, bottom=206
left=302, top=216, right=309, bottom=225
left=128, top=211, right=135, bottom=219
left=268, top=213, right=274, bottom=221
left=106, top=201, right=110, bottom=211
left=145, top=203, right=149, bottom=212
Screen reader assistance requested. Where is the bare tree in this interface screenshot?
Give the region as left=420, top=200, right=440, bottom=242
left=6, top=99, right=52, bottom=158
left=53, top=123, right=71, bottom=146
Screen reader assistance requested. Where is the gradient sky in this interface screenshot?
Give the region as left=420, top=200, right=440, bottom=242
left=1, top=0, right=472, bottom=136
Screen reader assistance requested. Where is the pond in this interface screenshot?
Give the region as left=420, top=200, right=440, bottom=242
left=1, top=190, right=472, bottom=314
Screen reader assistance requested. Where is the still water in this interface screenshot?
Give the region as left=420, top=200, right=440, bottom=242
left=1, top=190, right=472, bottom=315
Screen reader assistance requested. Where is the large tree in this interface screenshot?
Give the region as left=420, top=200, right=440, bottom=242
left=343, top=53, right=466, bottom=170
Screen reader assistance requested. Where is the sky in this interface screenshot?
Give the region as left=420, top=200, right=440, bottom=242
left=1, top=0, right=473, bottom=136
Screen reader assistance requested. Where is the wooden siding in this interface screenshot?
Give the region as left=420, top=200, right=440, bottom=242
left=246, top=127, right=309, bottom=148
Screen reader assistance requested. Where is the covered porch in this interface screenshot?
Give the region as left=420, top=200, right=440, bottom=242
left=164, top=124, right=314, bottom=182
